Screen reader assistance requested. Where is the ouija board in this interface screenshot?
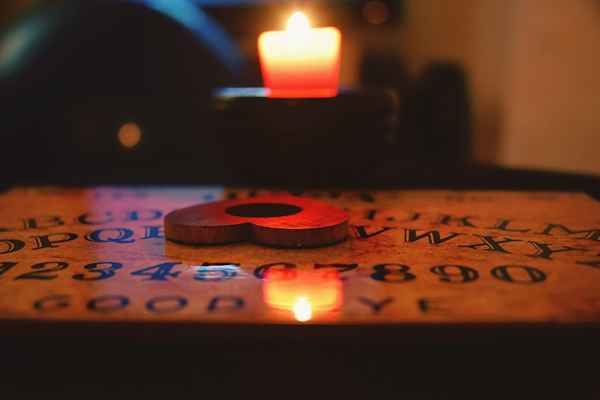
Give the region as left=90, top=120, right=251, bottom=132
left=1, top=186, right=600, bottom=330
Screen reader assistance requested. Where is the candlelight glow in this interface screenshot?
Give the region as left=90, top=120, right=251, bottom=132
left=287, top=11, right=311, bottom=33
left=117, top=122, right=142, bottom=149
left=262, top=269, right=342, bottom=322
left=292, top=296, right=312, bottom=322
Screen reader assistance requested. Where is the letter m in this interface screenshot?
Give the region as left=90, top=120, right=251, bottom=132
left=404, top=229, right=462, bottom=245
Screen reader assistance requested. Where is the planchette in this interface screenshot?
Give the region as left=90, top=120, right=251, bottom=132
left=164, top=195, right=349, bottom=248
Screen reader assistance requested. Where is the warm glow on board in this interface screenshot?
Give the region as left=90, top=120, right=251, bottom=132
left=258, top=11, right=341, bottom=98
left=263, top=269, right=342, bottom=322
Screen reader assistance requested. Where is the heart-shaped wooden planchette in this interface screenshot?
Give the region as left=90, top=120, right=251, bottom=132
left=164, top=195, right=349, bottom=248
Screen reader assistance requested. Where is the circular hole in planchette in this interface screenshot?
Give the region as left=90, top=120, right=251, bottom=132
left=225, top=203, right=302, bottom=218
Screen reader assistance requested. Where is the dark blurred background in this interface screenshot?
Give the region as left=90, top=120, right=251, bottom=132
left=1, top=0, right=599, bottom=186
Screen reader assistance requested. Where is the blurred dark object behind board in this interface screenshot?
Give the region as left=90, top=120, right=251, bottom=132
left=0, top=0, right=239, bottom=185
left=0, top=0, right=477, bottom=187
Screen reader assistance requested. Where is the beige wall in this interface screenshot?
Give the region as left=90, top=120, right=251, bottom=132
left=401, top=0, right=513, bottom=163
left=500, top=0, right=600, bottom=175
left=401, top=0, right=600, bottom=175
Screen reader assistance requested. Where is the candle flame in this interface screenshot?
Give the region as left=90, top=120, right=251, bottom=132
left=293, top=296, right=312, bottom=322
left=287, top=11, right=311, bottom=33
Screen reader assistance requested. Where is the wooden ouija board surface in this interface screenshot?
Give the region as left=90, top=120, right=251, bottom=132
left=0, top=186, right=599, bottom=327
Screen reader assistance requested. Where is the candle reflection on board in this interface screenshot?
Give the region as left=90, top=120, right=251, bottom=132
left=262, top=268, right=343, bottom=322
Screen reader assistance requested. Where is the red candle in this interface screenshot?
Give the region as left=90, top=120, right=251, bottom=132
left=258, top=11, right=341, bottom=98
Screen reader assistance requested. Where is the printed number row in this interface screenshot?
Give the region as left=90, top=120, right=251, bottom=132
left=0, top=261, right=548, bottom=284
left=0, top=261, right=234, bottom=281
